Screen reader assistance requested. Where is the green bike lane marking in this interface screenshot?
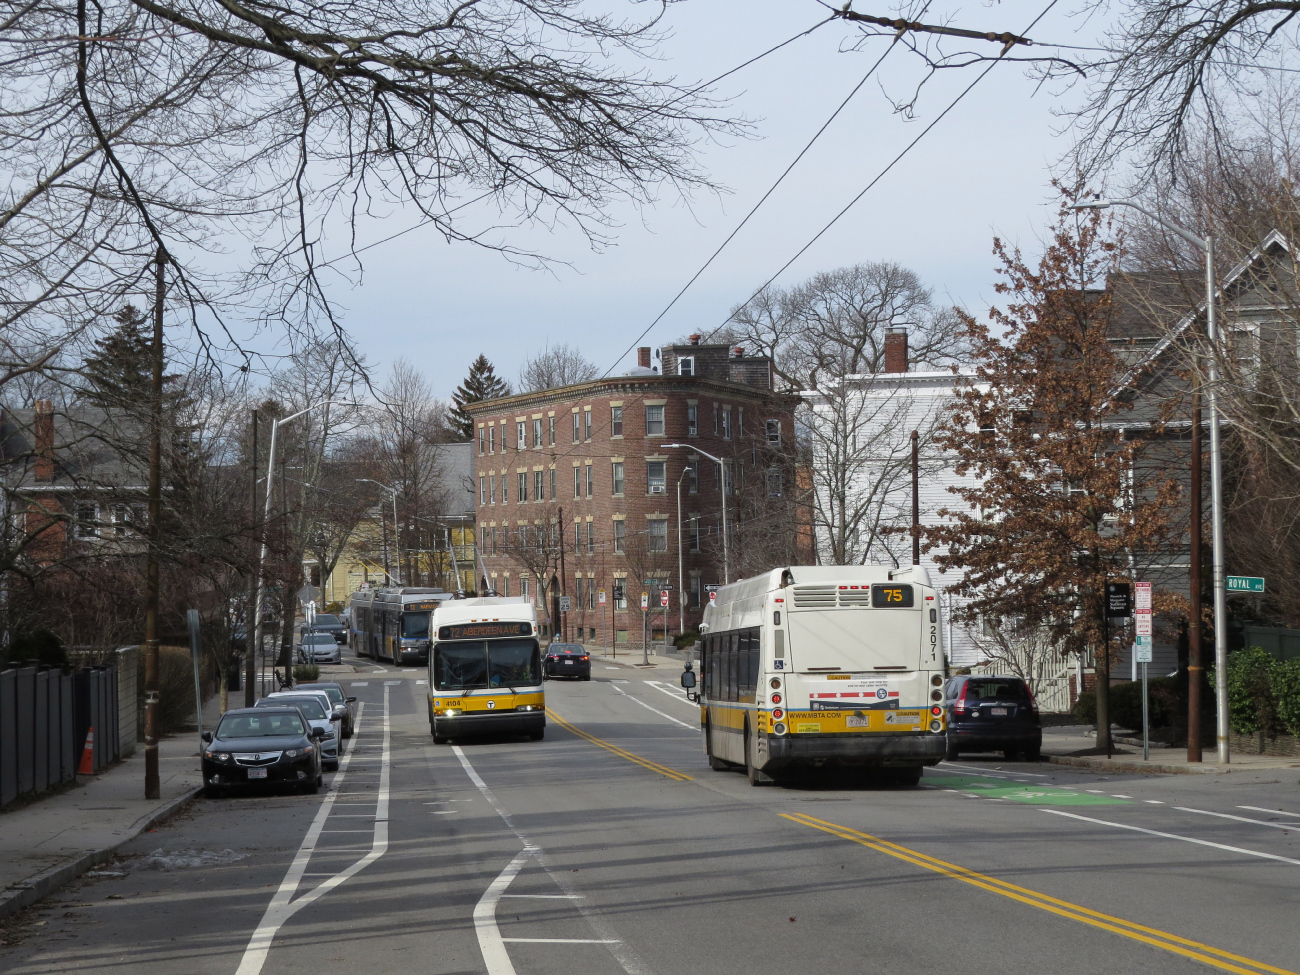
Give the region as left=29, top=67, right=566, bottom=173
left=924, top=775, right=1130, bottom=806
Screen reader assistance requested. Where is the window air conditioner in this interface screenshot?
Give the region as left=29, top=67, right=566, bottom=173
left=649, top=485, right=666, bottom=493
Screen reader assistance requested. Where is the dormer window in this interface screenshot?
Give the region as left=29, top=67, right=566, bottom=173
left=679, top=356, right=694, bottom=376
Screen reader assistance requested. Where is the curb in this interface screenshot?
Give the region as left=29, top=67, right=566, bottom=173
left=0, top=785, right=203, bottom=921
left=1048, top=755, right=1224, bottom=775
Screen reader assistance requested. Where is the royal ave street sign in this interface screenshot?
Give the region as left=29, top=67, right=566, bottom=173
left=1226, top=576, right=1266, bottom=593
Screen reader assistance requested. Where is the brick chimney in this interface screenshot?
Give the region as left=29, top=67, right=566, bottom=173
left=732, top=346, right=744, bottom=359
left=637, top=347, right=651, bottom=368
left=689, top=334, right=701, bottom=346
left=33, top=399, right=54, bottom=482
left=883, top=327, right=908, bottom=373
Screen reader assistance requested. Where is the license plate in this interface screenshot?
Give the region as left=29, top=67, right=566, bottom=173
left=247, top=768, right=268, bottom=779
left=991, top=707, right=1008, bottom=716
left=846, top=716, right=870, bottom=728
left=564, top=660, right=573, bottom=665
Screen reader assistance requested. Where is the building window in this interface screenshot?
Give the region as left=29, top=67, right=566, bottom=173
left=521, top=576, right=529, bottom=602
left=613, top=520, right=626, bottom=554
left=689, top=574, right=701, bottom=609
left=575, top=523, right=582, bottom=554
left=687, top=461, right=698, bottom=495
left=611, top=462, right=624, bottom=495
left=1230, top=324, right=1260, bottom=383
left=584, top=407, right=592, bottom=439
left=478, top=427, right=485, bottom=454
left=534, top=470, right=544, bottom=502
left=586, top=521, right=594, bottom=554
left=722, top=407, right=731, bottom=440
left=766, top=468, right=784, bottom=498
left=646, top=460, right=666, bottom=494
left=713, top=402, right=719, bottom=434
left=766, top=419, right=781, bottom=444
left=479, top=475, right=486, bottom=505
left=645, top=405, right=664, bottom=436
left=532, top=418, right=542, bottom=447
left=489, top=475, right=496, bottom=504
left=513, top=472, right=523, bottom=503
left=687, top=404, right=697, bottom=437
left=74, top=503, right=98, bottom=538
left=648, top=519, right=668, bottom=553
left=479, top=527, right=487, bottom=553
left=611, top=406, right=623, bottom=437
left=738, top=407, right=744, bottom=437
left=573, top=466, right=581, bottom=499
left=502, top=577, right=510, bottom=598
left=688, top=514, right=700, bottom=552
left=588, top=579, right=596, bottom=609
left=679, top=356, right=694, bottom=376
left=549, top=468, right=556, bottom=500
left=549, top=416, right=555, bottom=445
left=488, top=425, right=496, bottom=454
left=614, top=581, right=627, bottom=610
left=585, top=464, right=593, bottom=498
left=572, top=412, right=580, bottom=442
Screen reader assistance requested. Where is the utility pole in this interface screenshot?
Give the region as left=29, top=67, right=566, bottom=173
left=911, top=430, right=920, bottom=566
left=143, top=247, right=166, bottom=800
left=244, top=410, right=258, bottom=707
left=1188, top=385, right=1204, bottom=762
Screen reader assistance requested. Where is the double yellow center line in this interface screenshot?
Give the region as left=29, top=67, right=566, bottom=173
left=783, top=812, right=1297, bottom=975
left=547, top=710, right=693, bottom=782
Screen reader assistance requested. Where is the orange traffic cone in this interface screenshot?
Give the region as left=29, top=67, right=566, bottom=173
left=77, top=726, right=95, bottom=775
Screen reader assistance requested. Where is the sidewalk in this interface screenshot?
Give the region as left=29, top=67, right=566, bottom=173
left=1042, top=724, right=1300, bottom=775
left=590, top=647, right=687, bottom=672
left=0, top=697, right=216, bottom=919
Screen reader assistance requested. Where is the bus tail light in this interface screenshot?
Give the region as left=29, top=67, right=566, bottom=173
left=773, top=723, right=787, bottom=735
left=930, top=674, right=943, bottom=686
left=771, top=693, right=782, bottom=704
left=769, top=678, right=781, bottom=690
left=929, top=720, right=943, bottom=732
left=772, top=708, right=784, bottom=720
left=931, top=706, right=943, bottom=716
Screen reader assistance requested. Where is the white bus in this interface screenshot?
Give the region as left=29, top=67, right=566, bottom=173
left=426, top=597, right=545, bottom=743
left=694, top=565, right=946, bottom=785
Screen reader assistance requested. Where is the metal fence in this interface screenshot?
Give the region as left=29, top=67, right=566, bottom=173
left=0, top=662, right=120, bottom=809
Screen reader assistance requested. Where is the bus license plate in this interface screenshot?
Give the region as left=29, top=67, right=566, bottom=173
left=846, top=716, right=869, bottom=728
left=247, top=768, right=267, bottom=779
left=991, top=707, right=1008, bottom=716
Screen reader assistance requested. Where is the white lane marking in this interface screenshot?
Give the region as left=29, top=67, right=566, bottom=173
left=475, top=850, right=535, bottom=975
left=1085, top=790, right=1105, bottom=794
left=1239, top=805, right=1300, bottom=818
left=1042, top=810, right=1300, bottom=866
left=416, top=679, right=428, bottom=685
left=604, top=667, right=620, bottom=670
left=939, top=761, right=1048, bottom=777
left=1111, top=795, right=1133, bottom=799
left=1145, top=800, right=1164, bottom=804
left=430, top=811, right=458, bottom=815
left=503, top=938, right=619, bottom=944
left=1176, top=807, right=1300, bottom=831
left=350, top=682, right=369, bottom=686
left=235, top=690, right=391, bottom=975
left=384, top=680, right=401, bottom=685
left=610, top=683, right=696, bottom=730
left=452, top=747, right=649, bottom=975
left=643, top=681, right=700, bottom=707
left=371, top=668, right=387, bottom=673
left=500, top=894, right=581, bottom=899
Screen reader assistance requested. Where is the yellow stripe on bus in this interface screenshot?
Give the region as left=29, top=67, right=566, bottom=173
left=782, top=812, right=1297, bottom=975
left=548, top=711, right=693, bottom=782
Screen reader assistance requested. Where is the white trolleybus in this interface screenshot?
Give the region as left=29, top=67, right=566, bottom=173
left=348, top=587, right=454, bottom=665
left=426, top=597, right=545, bottom=743
left=689, top=565, right=946, bottom=785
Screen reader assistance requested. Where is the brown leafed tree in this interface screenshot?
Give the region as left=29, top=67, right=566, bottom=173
left=925, top=198, right=1181, bottom=753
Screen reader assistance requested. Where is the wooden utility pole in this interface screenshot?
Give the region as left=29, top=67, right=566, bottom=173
left=244, top=410, right=259, bottom=707
left=1188, top=387, right=1204, bottom=762
left=143, top=247, right=166, bottom=799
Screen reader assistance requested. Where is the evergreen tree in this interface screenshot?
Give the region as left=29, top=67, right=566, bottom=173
left=79, top=304, right=181, bottom=412
left=450, top=355, right=510, bottom=440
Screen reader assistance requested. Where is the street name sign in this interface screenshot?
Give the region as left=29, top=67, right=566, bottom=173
left=1226, top=576, right=1265, bottom=593
left=704, top=584, right=723, bottom=592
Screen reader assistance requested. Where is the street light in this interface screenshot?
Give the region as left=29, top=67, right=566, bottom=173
left=1073, top=199, right=1229, bottom=764
left=251, top=399, right=356, bottom=691
left=663, top=444, right=728, bottom=584
left=357, top=478, right=401, bottom=586
left=676, top=465, right=691, bottom=635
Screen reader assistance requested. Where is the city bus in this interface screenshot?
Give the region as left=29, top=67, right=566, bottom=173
left=348, top=587, right=453, bottom=665
left=426, top=597, right=545, bottom=743
left=696, top=565, right=946, bottom=786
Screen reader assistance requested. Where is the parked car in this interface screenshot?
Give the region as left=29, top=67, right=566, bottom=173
left=201, top=707, right=324, bottom=797
left=256, top=693, right=341, bottom=769
left=296, top=681, right=358, bottom=737
left=544, top=643, right=591, bottom=680
left=297, top=631, right=341, bottom=665
left=306, top=614, right=346, bottom=644
left=944, top=674, right=1042, bottom=761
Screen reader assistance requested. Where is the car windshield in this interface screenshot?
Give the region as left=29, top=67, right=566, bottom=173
left=314, top=614, right=340, bottom=626
left=304, top=634, right=334, bottom=645
left=309, top=685, right=344, bottom=704
left=964, top=680, right=1031, bottom=702
left=216, top=712, right=306, bottom=739
left=435, top=639, right=540, bottom=689
left=402, top=612, right=430, bottom=639
left=550, top=645, right=583, bottom=654
left=262, top=697, right=327, bottom=719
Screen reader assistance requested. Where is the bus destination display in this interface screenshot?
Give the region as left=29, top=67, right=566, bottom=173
left=406, top=602, right=439, bottom=612
left=871, top=584, right=914, bottom=608
left=439, top=622, right=532, bottom=640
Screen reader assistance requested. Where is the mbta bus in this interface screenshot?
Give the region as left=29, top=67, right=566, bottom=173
left=426, top=597, right=544, bottom=743
left=695, top=565, right=946, bottom=786
left=348, top=587, right=453, bottom=665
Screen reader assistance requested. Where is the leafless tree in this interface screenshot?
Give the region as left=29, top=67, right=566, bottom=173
left=968, top=619, right=1065, bottom=702
left=517, top=343, right=599, bottom=393
left=502, top=510, right=563, bottom=630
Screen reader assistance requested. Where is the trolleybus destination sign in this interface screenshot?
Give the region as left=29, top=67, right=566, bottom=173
left=438, top=622, right=532, bottom=640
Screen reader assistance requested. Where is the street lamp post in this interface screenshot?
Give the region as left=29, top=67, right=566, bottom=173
left=676, top=466, right=690, bottom=634
left=1074, top=199, right=1229, bottom=763
left=663, top=444, right=728, bottom=584
left=357, top=478, right=401, bottom=586
left=251, top=399, right=354, bottom=693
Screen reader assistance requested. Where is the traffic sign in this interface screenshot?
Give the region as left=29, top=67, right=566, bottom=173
left=1135, top=635, right=1153, bottom=663
left=558, top=596, right=572, bottom=612
left=708, top=591, right=716, bottom=603
left=1135, top=613, right=1152, bottom=636
left=598, top=589, right=606, bottom=604
left=660, top=590, right=669, bottom=607
left=1227, top=575, right=1265, bottom=593
left=640, top=592, right=648, bottom=610
left=298, top=584, right=320, bottom=606
left=1135, top=581, right=1152, bottom=611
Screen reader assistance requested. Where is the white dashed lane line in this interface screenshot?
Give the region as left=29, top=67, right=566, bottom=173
left=1239, top=805, right=1300, bottom=818
left=1176, top=807, right=1300, bottom=831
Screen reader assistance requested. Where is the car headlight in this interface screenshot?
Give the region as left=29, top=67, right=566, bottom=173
left=283, top=748, right=303, bottom=758
left=204, top=751, right=231, bottom=762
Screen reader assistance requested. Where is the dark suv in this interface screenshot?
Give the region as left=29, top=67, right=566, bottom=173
left=945, top=675, right=1042, bottom=761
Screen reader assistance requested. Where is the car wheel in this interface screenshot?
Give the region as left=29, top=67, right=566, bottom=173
left=1022, top=746, right=1042, bottom=762
left=325, top=761, right=339, bottom=772
left=301, top=777, right=319, bottom=795
left=945, top=743, right=959, bottom=761
left=204, top=782, right=225, bottom=800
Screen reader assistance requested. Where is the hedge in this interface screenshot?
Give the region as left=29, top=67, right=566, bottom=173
left=1073, top=676, right=1180, bottom=731
left=1219, top=647, right=1300, bottom=739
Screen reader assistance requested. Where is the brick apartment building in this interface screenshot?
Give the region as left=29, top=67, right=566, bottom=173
left=467, top=339, right=803, bottom=647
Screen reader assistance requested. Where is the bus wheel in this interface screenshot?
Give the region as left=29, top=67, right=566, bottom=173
left=705, top=723, right=729, bottom=771
left=888, top=767, right=922, bottom=787
left=745, top=726, right=774, bottom=787
left=529, top=728, right=545, bottom=741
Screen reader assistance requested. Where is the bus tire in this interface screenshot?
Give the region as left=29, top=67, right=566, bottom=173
left=889, top=767, right=922, bottom=787
left=529, top=728, right=545, bottom=741
left=705, top=723, right=729, bottom=771
left=745, top=725, right=774, bottom=787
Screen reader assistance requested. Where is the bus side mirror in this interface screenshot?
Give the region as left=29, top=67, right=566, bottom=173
left=680, top=669, right=696, bottom=689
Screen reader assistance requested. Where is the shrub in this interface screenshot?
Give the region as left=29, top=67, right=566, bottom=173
left=1223, top=647, right=1280, bottom=737
left=324, top=601, right=344, bottom=615
left=137, top=646, right=203, bottom=734
left=3, top=629, right=67, bottom=668
left=1273, top=659, right=1300, bottom=739
left=673, top=630, right=700, bottom=651
left=293, top=664, right=320, bottom=682
left=1073, top=689, right=1096, bottom=726
left=1072, top=678, right=1178, bottom=731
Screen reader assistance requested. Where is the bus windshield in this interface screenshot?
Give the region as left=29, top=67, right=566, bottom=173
left=489, top=639, right=539, bottom=688
left=402, top=612, right=430, bottom=639
left=434, top=639, right=540, bottom=690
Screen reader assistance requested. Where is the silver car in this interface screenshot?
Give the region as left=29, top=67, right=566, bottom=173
left=297, top=631, right=341, bottom=665
left=256, top=694, right=341, bottom=769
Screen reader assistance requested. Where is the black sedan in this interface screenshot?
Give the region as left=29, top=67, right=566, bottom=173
left=201, top=707, right=325, bottom=798
left=544, top=643, right=591, bottom=680
left=944, top=674, right=1042, bottom=761
left=307, top=614, right=347, bottom=644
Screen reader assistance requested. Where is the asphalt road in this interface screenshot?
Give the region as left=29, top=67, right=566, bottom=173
left=3, top=655, right=1299, bottom=975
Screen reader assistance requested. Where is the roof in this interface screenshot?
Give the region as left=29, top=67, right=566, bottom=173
left=432, top=596, right=537, bottom=627
left=464, top=373, right=798, bottom=416
left=1, top=404, right=148, bottom=489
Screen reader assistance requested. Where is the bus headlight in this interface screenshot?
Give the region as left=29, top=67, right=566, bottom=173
left=930, top=719, right=943, bottom=732
left=441, top=708, right=461, bottom=717
left=773, top=722, right=787, bottom=735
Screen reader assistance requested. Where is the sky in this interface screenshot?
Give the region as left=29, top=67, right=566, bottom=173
left=305, top=0, right=1100, bottom=399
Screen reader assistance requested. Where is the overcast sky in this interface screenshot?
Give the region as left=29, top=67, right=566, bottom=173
left=308, top=0, right=1098, bottom=399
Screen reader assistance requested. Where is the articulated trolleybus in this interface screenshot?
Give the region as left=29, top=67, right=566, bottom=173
left=426, top=597, right=545, bottom=743
left=349, top=587, right=453, bottom=665
left=695, top=565, right=946, bottom=785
